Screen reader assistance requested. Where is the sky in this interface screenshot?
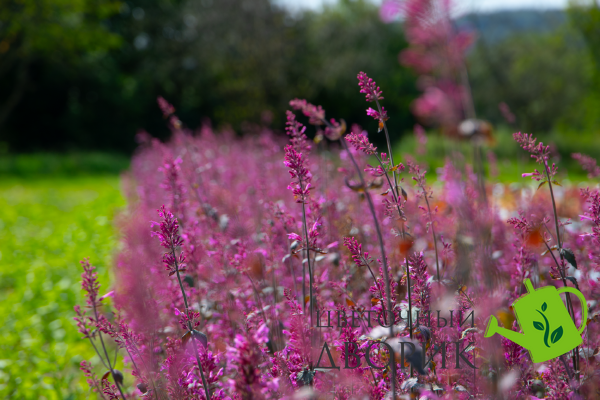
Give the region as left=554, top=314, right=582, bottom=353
left=278, top=0, right=569, bottom=14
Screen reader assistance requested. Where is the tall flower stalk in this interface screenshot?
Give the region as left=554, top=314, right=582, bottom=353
left=74, top=259, right=127, bottom=400
left=153, top=206, right=211, bottom=399
left=358, top=71, right=413, bottom=345
left=283, top=110, right=317, bottom=361
left=408, top=161, right=441, bottom=283
left=515, top=132, right=581, bottom=381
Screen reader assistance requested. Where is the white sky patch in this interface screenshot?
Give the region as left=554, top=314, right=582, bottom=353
left=276, top=0, right=569, bottom=14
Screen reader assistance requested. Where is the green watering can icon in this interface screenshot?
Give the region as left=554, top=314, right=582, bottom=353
left=485, top=278, right=588, bottom=363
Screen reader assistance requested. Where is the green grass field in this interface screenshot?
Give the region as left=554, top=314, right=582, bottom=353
left=0, top=176, right=125, bottom=399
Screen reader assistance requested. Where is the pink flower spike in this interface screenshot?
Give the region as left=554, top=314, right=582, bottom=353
left=369, top=106, right=388, bottom=120
left=288, top=232, right=302, bottom=241
left=357, top=71, right=384, bottom=102
left=157, top=96, right=175, bottom=117
left=99, top=291, right=114, bottom=301
left=345, top=131, right=377, bottom=155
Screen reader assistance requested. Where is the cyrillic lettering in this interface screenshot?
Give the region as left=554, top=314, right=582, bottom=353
left=351, top=310, right=361, bottom=327
left=453, top=341, right=477, bottom=369
left=344, top=341, right=362, bottom=369
left=316, top=342, right=340, bottom=370
left=377, top=310, right=395, bottom=328
left=317, top=310, right=333, bottom=328
left=337, top=310, right=348, bottom=328
left=460, top=310, right=475, bottom=328
left=365, top=341, right=394, bottom=370
left=365, top=310, right=376, bottom=327
left=436, top=310, right=447, bottom=328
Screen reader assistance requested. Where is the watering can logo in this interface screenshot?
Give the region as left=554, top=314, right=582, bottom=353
left=485, top=278, right=588, bottom=363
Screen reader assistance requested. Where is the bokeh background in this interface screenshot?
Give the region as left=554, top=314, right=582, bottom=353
left=0, top=0, right=599, bottom=398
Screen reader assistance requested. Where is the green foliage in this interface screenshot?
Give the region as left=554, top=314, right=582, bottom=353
left=302, top=0, right=416, bottom=141
left=0, top=176, right=124, bottom=399
left=393, top=127, right=589, bottom=183
left=565, top=1, right=600, bottom=135
left=1, top=0, right=417, bottom=153
left=568, top=1, right=600, bottom=76
left=0, top=0, right=121, bottom=59
left=468, top=25, right=594, bottom=133
left=0, top=152, right=130, bottom=177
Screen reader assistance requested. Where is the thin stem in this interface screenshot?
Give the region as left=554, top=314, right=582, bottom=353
left=128, top=341, right=160, bottom=400
left=422, top=189, right=441, bottom=283
left=320, top=116, right=396, bottom=397
left=91, top=305, right=127, bottom=400
left=113, top=346, right=118, bottom=367
left=375, top=99, right=399, bottom=191
left=87, top=337, right=109, bottom=370
left=171, top=247, right=211, bottom=400
left=341, top=139, right=396, bottom=397
left=542, top=161, right=581, bottom=381
left=246, top=273, right=269, bottom=328
left=361, top=255, right=389, bottom=326
left=371, top=106, right=413, bottom=343
left=284, top=237, right=299, bottom=304
left=301, top=201, right=314, bottom=331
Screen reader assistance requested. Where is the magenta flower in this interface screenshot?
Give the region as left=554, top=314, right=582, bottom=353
left=499, top=102, right=516, bottom=124
left=72, top=88, right=600, bottom=399
left=285, top=110, right=311, bottom=154
left=289, top=98, right=325, bottom=125
left=357, top=71, right=383, bottom=102
left=152, top=205, right=187, bottom=276
left=345, top=131, right=377, bottom=155
left=513, top=132, right=551, bottom=164
left=366, top=107, right=388, bottom=122
left=343, top=237, right=371, bottom=268
left=284, top=145, right=312, bottom=202
left=573, top=153, right=600, bottom=179
left=157, top=96, right=176, bottom=117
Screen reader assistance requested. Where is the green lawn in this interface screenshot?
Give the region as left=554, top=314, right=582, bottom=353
left=0, top=176, right=124, bottom=399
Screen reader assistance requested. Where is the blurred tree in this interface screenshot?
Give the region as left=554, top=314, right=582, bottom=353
left=566, top=0, right=600, bottom=134
left=303, top=0, right=416, bottom=142
left=1, top=0, right=415, bottom=153
left=0, top=0, right=122, bottom=134
left=467, top=24, right=593, bottom=133
left=568, top=1, right=600, bottom=75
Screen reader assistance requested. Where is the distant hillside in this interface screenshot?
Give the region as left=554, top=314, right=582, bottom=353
left=456, top=9, right=567, bottom=43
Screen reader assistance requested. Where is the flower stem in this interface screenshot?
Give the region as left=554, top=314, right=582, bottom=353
left=341, top=139, right=396, bottom=396
left=172, top=247, right=211, bottom=400
left=542, top=161, right=580, bottom=380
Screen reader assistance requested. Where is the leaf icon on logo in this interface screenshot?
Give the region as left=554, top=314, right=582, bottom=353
left=551, top=326, right=563, bottom=344
left=533, top=321, right=544, bottom=331
left=541, top=302, right=547, bottom=312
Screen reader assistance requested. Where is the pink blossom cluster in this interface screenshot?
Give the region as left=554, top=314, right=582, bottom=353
left=73, top=88, right=600, bottom=400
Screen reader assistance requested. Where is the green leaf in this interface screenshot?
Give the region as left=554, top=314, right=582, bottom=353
left=533, top=321, right=544, bottom=331
left=537, top=181, right=548, bottom=191
left=551, top=326, right=563, bottom=343
left=541, top=302, right=547, bottom=312
left=552, top=180, right=562, bottom=187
